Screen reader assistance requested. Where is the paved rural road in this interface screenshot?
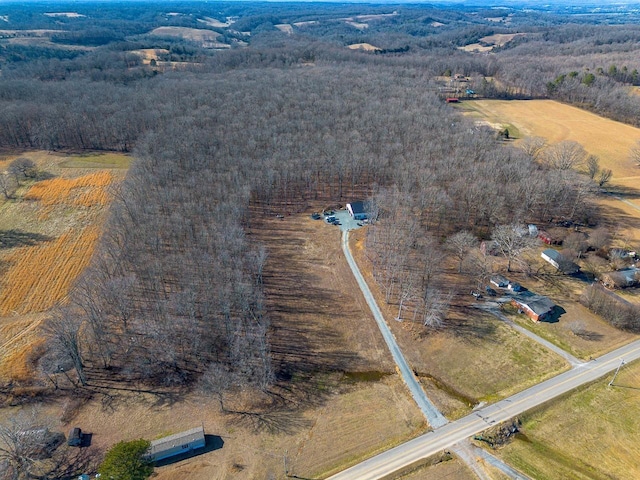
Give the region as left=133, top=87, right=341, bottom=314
left=340, top=230, right=448, bottom=428
left=328, top=337, right=640, bottom=479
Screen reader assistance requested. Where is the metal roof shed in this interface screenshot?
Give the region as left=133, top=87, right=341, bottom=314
left=148, top=426, right=205, bottom=462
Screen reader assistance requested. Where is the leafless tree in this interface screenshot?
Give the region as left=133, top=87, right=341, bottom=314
left=518, top=136, right=546, bottom=161
left=42, top=308, right=87, bottom=387
left=416, top=288, right=452, bottom=329
left=542, top=140, right=587, bottom=171
left=0, top=174, right=16, bottom=200
left=564, top=232, right=588, bottom=258
left=588, top=227, right=611, bottom=251
left=445, top=230, right=478, bottom=273
left=492, top=224, right=537, bottom=272
left=597, top=168, right=612, bottom=187
left=0, top=408, right=59, bottom=480
left=7, top=158, right=36, bottom=186
left=585, top=154, right=600, bottom=180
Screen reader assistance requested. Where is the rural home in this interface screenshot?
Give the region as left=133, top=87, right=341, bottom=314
left=490, top=275, right=509, bottom=288
left=511, top=293, right=556, bottom=322
left=541, top=248, right=579, bottom=274
left=445, top=97, right=459, bottom=103
left=600, top=267, right=640, bottom=289
left=147, top=426, right=206, bottom=462
left=346, top=201, right=368, bottom=220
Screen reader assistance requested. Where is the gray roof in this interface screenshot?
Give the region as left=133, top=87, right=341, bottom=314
left=513, top=294, right=556, bottom=316
left=542, top=249, right=562, bottom=262
left=149, top=426, right=204, bottom=456
left=348, top=201, right=365, bottom=215
left=601, top=268, right=640, bottom=287
left=542, top=249, right=579, bottom=273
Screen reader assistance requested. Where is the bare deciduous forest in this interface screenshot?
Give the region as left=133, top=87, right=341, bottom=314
left=2, top=0, right=639, bottom=391
left=2, top=2, right=640, bottom=475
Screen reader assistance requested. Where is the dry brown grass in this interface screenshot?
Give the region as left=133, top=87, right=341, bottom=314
left=0, top=152, right=126, bottom=383
left=24, top=171, right=114, bottom=207
left=348, top=228, right=569, bottom=417
left=494, top=359, right=640, bottom=479
left=149, top=26, right=221, bottom=42
left=347, top=43, right=382, bottom=51
left=0, top=225, right=100, bottom=315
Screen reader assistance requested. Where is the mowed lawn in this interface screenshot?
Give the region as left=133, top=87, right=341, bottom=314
left=462, top=99, right=640, bottom=240
left=494, top=359, right=640, bottom=479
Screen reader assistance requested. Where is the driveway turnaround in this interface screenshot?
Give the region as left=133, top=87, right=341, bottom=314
left=328, top=338, right=640, bottom=479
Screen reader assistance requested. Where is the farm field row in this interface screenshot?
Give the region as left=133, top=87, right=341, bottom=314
left=0, top=151, right=128, bottom=383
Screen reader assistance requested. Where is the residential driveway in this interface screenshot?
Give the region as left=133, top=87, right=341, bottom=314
left=324, top=209, right=363, bottom=232
left=341, top=230, right=448, bottom=428
left=476, top=304, right=585, bottom=367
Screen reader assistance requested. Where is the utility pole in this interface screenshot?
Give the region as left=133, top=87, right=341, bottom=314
left=609, top=359, right=625, bottom=387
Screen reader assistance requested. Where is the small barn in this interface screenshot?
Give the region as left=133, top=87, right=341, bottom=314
left=600, top=267, right=640, bottom=289
left=346, top=201, right=368, bottom=220
left=147, top=426, right=206, bottom=462
left=445, top=97, right=459, bottom=103
left=511, top=294, right=556, bottom=322
left=538, top=230, right=561, bottom=245
left=490, top=275, right=509, bottom=288
left=541, top=249, right=579, bottom=274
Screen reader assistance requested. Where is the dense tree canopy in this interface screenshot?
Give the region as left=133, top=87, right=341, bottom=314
left=98, top=439, right=153, bottom=480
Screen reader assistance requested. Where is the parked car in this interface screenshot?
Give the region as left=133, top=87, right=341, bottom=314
left=325, top=216, right=336, bottom=223
left=470, top=290, right=482, bottom=299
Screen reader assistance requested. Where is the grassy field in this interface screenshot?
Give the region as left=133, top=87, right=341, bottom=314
left=462, top=99, right=640, bottom=479
left=349, top=228, right=570, bottom=419
left=493, top=359, right=640, bottom=479
left=0, top=151, right=127, bottom=382
left=461, top=99, right=640, bottom=242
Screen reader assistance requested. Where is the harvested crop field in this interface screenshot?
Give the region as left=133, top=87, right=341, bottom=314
left=462, top=100, right=640, bottom=241
left=0, top=151, right=128, bottom=382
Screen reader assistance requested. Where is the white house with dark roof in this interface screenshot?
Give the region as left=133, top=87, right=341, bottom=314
left=346, top=201, right=368, bottom=220
left=541, top=248, right=579, bottom=274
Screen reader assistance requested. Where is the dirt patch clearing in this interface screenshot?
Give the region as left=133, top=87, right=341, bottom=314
left=44, top=12, right=85, bottom=18
left=149, top=27, right=221, bottom=42
left=275, top=24, right=293, bottom=35
left=348, top=43, right=381, bottom=51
